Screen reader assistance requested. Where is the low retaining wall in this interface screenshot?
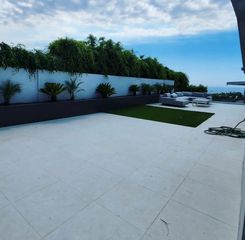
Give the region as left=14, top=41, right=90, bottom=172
left=0, top=95, right=159, bottom=127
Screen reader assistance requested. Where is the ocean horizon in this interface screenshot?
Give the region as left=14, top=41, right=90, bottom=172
left=208, top=86, right=244, bottom=94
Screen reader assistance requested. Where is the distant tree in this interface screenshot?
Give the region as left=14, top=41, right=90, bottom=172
left=174, top=72, right=189, bottom=91
left=48, top=38, right=94, bottom=73
left=0, top=42, right=14, bottom=68
left=86, top=34, right=97, bottom=48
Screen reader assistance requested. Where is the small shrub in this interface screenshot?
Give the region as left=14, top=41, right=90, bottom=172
left=0, top=80, right=22, bottom=105
left=141, top=83, right=153, bottom=95
left=149, top=85, right=155, bottom=94
left=96, top=83, right=116, bottom=98
left=211, top=92, right=243, bottom=102
left=161, top=84, right=172, bottom=94
left=153, top=83, right=162, bottom=94
left=40, top=82, right=66, bottom=101
left=65, top=78, right=84, bottom=100
left=129, top=84, right=140, bottom=96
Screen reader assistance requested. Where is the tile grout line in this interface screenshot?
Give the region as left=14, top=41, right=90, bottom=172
left=39, top=200, right=95, bottom=239
left=139, top=139, right=214, bottom=239
left=95, top=202, right=144, bottom=236
left=39, top=171, right=129, bottom=239
left=1, top=156, right=136, bottom=240
left=138, top=177, right=186, bottom=239
left=139, top=163, right=195, bottom=239
left=186, top=175, right=241, bottom=196
left=0, top=190, right=43, bottom=239
left=172, top=199, right=238, bottom=229
left=94, top=176, right=175, bottom=236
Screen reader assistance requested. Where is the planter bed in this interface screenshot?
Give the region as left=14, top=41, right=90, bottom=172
left=0, top=95, right=159, bottom=127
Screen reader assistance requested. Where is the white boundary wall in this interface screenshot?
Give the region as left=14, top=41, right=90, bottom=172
left=0, top=67, right=174, bottom=104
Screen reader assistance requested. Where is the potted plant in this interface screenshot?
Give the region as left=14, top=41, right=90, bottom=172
left=0, top=80, right=22, bottom=105
left=40, top=82, right=66, bottom=102
left=129, top=84, right=140, bottom=96
left=96, top=83, right=116, bottom=98
left=161, top=84, right=171, bottom=94
left=141, top=83, right=153, bottom=95
left=153, top=83, right=162, bottom=94
left=65, top=78, right=84, bottom=100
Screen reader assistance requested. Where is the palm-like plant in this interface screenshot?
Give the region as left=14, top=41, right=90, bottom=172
left=129, top=84, right=140, bottom=96
left=153, top=83, right=162, bottom=94
left=40, top=82, right=66, bottom=102
left=141, top=83, right=152, bottom=95
left=0, top=80, right=22, bottom=105
left=96, top=83, right=116, bottom=98
left=161, top=84, right=171, bottom=94
left=65, top=78, right=84, bottom=100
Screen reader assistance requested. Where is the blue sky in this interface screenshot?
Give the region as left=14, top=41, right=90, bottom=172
left=0, top=0, right=244, bottom=86
left=126, top=30, right=245, bottom=86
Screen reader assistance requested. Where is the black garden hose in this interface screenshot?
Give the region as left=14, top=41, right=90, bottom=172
left=204, top=119, right=245, bottom=138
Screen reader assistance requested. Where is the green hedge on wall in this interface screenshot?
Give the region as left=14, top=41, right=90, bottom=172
left=0, top=35, right=189, bottom=88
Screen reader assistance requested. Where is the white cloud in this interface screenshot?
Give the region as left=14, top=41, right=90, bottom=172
left=0, top=0, right=237, bottom=48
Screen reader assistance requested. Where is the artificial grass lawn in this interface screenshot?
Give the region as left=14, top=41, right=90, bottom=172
left=109, top=106, right=214, bottom=128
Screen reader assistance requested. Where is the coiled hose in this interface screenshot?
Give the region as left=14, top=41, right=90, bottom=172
left=204, top=119, right=245, bottom=138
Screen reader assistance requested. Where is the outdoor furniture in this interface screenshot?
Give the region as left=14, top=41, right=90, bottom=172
left=160, top=91, right=212, bottom=107
left=159, top=96, right=189, bottom=107
left=192, top=98, right=211, bottom=106
left=181, top=92, right=212, bottom=101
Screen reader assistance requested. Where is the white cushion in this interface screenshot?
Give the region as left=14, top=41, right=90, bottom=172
left=176, top=92, right=184, bottom=97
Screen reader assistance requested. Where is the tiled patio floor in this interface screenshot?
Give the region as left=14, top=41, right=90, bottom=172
left=0, top=102, right=244, bottom=240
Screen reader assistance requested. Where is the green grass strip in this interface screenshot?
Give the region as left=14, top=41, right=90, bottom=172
left=108, top=106, right=214, bottom=128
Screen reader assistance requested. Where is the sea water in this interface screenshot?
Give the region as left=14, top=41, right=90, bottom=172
left=208, top=86, right=245, bottom=94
